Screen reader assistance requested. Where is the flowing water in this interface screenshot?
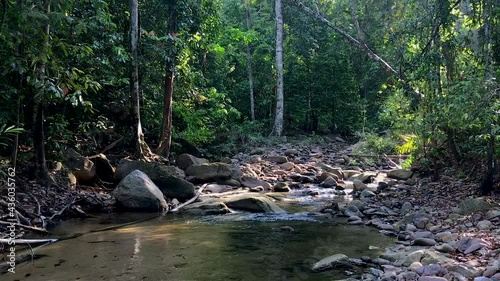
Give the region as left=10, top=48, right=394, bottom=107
left=1, top=187, right=393, bottom=281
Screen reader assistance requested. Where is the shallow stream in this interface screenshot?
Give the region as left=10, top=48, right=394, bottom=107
left=2, top=187, right=393, bottom=281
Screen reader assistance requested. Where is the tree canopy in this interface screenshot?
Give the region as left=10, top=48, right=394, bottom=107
left=0, top=0, right=498, bottom=191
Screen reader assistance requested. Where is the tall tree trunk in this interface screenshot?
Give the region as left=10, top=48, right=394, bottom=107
left=129, top=0, right=152, bottom=160
left=157, top=0, right=176, bottom=158
left=272, top=0, right=284, bottom=136
left=33, top=1, right=53, bottom=185
left=245, top=0, right=255, bottom=121
left=481, top=0, right=496, bottom=194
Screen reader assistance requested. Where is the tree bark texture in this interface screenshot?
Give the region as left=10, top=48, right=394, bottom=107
left=245, top=1, right=255, bottom=121
left=272, top=0, right=284, bottom=136
left=157, top=0, right=176, bottom=158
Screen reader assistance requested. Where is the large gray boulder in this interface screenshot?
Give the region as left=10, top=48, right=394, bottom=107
left=113, top=170, right=168, bottom=211
left=176, top=153, right=208, bottom=170
left=186, top=162, right=235, bottom=182
left=114, top=160, right=195, bottom=200
left=223, top=195, right=285, bottom=213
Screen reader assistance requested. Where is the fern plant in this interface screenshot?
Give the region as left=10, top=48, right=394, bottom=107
left=0, top=125, right=24, bottom=148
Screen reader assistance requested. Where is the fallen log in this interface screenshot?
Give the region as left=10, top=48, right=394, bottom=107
left=0, top=238, right=57, bottom=245
left=0, top=221, right=48, bottom=234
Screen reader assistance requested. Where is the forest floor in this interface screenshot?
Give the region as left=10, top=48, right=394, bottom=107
left=1, top=135, right=500, bottom=279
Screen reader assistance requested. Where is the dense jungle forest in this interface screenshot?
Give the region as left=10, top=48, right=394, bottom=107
left=0, top=0, right=499, bottom=186
left=0, top=0, right=500, bottom=280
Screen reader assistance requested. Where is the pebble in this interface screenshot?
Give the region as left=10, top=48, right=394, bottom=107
left=378, top=223, right=395, bottom=231
left=413, top=238, right=437, bottom=246
left=414, top=231, right=433, bottom=239
left=418, top=277, right=448, bottom=281
left=483, top=265, right=499, bottom=277
left=477, top=220, right=493, bottom=230
left=435, top=231, right=456, bottom=243
left=409, top=262, right=423, bottom=271
left=347, top=216, right=362, bottom=222
left=416, top=264, right=448, bottom=276
left=406, top=224, right=418, bottom=231
left=360, top=189, right=376, bottom=199
left=434, top=243, right=455, bottom=253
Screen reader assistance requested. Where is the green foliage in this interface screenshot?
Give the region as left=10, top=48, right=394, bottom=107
left=0, top=125, right=24, bottom=148
left=357, top=132, right=400, bottom=155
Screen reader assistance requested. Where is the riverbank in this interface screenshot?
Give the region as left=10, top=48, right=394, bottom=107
left=1, top=136, right=499, bottom=280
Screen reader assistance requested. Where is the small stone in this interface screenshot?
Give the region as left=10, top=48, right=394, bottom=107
left=279, top=162, right=295, bottom=171
left=267, top=155, right=288, bottom=164
left=414, top=216, right=430, bottom=229
left=348, top=200, right=366, bottom=211
left=352, top=179, right=368, bottom=191
left=387, top=169, right=413, bottom=180
left=372, top=258, right=392, bottom=265
left=320, top=176, right=338, bottom=188
left=413, top=238, right=437, bottom=246
left=483, top=265, right=499, bottom=277
left=409, top=262, right=423, bottom=271
left=348, top=216, right=362, bottom=222
left=250, top=148, right=265, bottom=155
left=477, top=220, right=493, bottom=230
left=311, top=254, right=351, bottom=272
left=434, top=243, right=455, bottom=253
left=406, top=224, right=418, bottom=232
left=250, top=155, right=261, bottom=163
left=414, top=231, right=433, bottom=239
left=491, top=273, right=500, bottom=280
left=284, top=149, right=299, bottom=156
left=416, top=264, right=447, bottom=276
left=474, top=277, right=492, bottom=281
left=448, top=264, right=481, bottom=278
left=435, top=231, right=457, bottom=243
left=360, top=189, right=376, bottom=199
left=273, top=182, right=291, bottom=192
left=378, top=223, right=395, bottom=231
left=401, top=201, right=413, bottom=215
left=249, top=186, right=264, bottom=192
left=418, top=277, right=448, bottom=281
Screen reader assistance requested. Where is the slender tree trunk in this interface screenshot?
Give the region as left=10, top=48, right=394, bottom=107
left=129, top=0, right=152, bottom=160
left=33, top=1, right=53, bottom=185
left=482, top=0, right=496, bottom=194
left=245, top=0, right=255, bottom=121
left=157, top=0, right=176, bottom=158
left=272, top=0, right=284, bottom=136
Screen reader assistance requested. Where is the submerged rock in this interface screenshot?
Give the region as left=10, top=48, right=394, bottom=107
left=182, top=201, right=232, bottom=216
left=311, top=254, right=351, bottom=272
left=223, top=195, right=285, bottom=213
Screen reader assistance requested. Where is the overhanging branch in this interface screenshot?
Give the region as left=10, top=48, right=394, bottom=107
left=290, top=0, right=399, bottom=78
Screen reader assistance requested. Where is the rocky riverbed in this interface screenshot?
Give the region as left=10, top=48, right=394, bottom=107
left=2, top=137, right=499, bottom=280
left=180, top=138, right=500, bottom=281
